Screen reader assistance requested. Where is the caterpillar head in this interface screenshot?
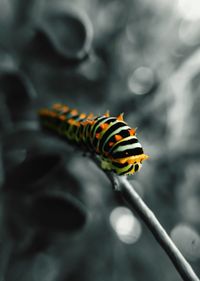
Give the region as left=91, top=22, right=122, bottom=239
left=101, top=154, right=148, bottom=176
left=111, top=158, right=146, bottom=175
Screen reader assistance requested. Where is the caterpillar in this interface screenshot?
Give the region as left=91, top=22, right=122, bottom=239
left=39, top=104, right=149, bottom=175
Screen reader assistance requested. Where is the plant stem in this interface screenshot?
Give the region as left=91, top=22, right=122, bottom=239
left=117, top=176, right=199, bottom=281
left=91, top=156, right=200, bottom=281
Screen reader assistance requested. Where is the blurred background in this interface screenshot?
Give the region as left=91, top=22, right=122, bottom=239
left=0, top=0, right=200, bottom=280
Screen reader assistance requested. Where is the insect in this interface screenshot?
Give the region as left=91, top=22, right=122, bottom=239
left=39, top=103, right=149, bottom=175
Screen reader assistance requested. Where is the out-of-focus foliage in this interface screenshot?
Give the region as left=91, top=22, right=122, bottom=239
left=0, top=0, right=200, bottom=280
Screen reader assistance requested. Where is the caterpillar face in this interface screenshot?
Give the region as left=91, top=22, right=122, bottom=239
left=111, top=161, right=143, bottom=175
left=39, top=104, right=149, bottom=176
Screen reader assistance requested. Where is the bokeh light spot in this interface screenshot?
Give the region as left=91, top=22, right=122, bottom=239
left=128, top=66, right=154, bottom=95
left=171, top=224, right=200, bottom=261
left=110, top=207, right=142, bottom=244
left=177, top=0, right=200, bottom=21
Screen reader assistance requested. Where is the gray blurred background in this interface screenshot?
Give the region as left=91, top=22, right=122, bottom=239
left=0, top=0, right=200, bottom=280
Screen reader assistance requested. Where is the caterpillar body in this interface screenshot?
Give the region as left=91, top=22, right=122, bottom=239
left=39, top=104, right=149, bottom=175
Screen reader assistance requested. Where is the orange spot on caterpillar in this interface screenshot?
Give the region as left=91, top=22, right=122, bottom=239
left=115, top=134, right=123, bottom=141
left=80, top=120, right=88, bottom=126
left=89, top=120, right=95, bottom=125
left=79, top=113, right=87, bottom=119
left=104, top=111, right=110, bottom=117
left=87, top=112, right=94, bottom=119
left=100, top=123, right=109, bottom=130
left=68, top=119, right=77, bottom=125
left=70, top=109, right=78, bottom=116
left=81, top=119, right=94, bottom=126
left=96, top=133, right=101, bottom=139
left=87, top=113, right=94, bottom=119
left=61, top=105, right=69, bottom=112
left=129, top=128, right=136, bottom=136
left=109, top=142, right=114, bottom=147
left=117, top=113, right=124, bottom=121
left=75, top=121, right=81, bottom=127
left=52, top=104, right=69, bottom=113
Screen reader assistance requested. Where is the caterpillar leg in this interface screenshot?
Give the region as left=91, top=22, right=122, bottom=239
left=100, top=157, right=113, bottom=171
